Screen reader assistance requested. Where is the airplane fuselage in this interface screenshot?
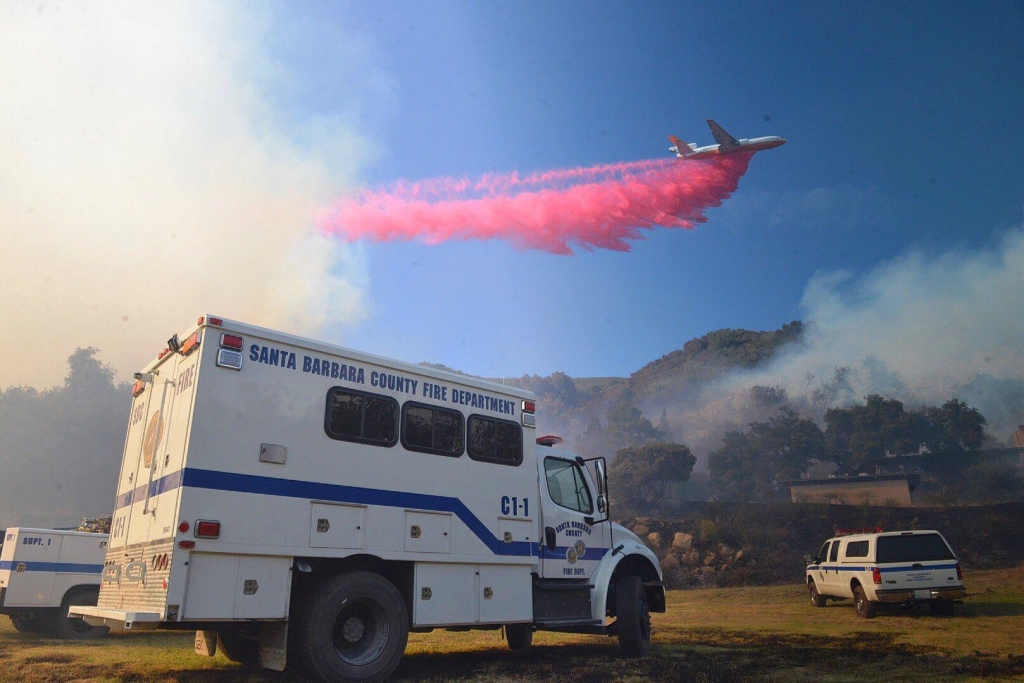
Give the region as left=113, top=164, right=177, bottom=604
left=669, top=121, right=786, bottom=160
left=679, top=136, right=786, bottom=159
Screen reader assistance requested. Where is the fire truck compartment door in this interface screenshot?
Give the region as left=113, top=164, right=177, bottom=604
left=309, top=503, right=365, bottom=549
left=183, top=554, right=290, bottom=620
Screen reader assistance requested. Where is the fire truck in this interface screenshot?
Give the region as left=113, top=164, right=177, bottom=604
left=72, top=316, right=663, bottom=682
left=1, top=527, right=109, bottom=638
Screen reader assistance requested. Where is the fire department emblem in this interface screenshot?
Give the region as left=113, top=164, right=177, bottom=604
left=574, top=540, right=587, bottom=558
left=142, top=411, right=163, bottom=468
left=566, top=547, right=577, bottom=564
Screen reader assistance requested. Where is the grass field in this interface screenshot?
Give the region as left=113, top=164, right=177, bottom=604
left=1, top=565, right=1021, bottom=682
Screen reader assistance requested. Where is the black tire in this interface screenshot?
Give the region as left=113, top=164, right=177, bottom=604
left=10, top=612, right=52, bottom=634
left=292, top=571, right=409, bottom=683
left=616, top=575, right=651, bottom=657
left=853, top=585, right=876, bottom=619
left=808, top=580, right=827, bottom=608
left=52, top=588, right=108, bottom=640
left=218, top=625, right=261, bottom=666
left=929, top=600, right=955, bottom=616
left=504, top=623, right=533, bottom=651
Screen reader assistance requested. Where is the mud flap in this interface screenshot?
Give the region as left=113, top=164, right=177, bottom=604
left=194, top=630, right=218, bottom=656
left=259, top=621, right=288, bottom=671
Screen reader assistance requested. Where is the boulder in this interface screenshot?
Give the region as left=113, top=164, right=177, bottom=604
left=703, top=552, right=716, bottom=566
left=647, top=532, right=663, bottom=547
left=734, top=549, right=745, bottom=562
left=660, top=553, right=680, bottom=570
left=672, top=532, right=693, bottom=550
left=633, top=524, right=650, bottom=537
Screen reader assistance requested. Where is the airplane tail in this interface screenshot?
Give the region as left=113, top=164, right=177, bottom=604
left=668, top=135, right=696, bottom=157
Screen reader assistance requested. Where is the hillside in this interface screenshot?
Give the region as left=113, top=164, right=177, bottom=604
left=628, top=321, right=804, bottom=396
left=468, top=320, right=806, bottom=415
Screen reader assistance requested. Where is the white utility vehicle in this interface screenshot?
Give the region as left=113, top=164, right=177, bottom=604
left=72, top=316, right=664, bottom=682
left=0, top=527, right=109, bottom=638
left=804, top=528, right=966, bottom=618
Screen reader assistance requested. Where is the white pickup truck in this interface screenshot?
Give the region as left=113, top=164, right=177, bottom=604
left=805, top=528, right=966, bottom=618
left=0, top=527, right=110, bottom=638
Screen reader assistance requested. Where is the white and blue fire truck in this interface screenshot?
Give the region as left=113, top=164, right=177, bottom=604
left=0, top=527, right=109, bottom=638
left=72, top=316, right=664, bottom=683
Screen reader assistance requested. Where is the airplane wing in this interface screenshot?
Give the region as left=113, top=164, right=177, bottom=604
left=668, top=135, right=688, bottom=156
left=706, top=120, right=740, bottom=151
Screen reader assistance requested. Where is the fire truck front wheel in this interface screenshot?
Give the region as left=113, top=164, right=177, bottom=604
left=293, top=571, right=409, bottom=683
left=53, top=588, right=109, bottom=640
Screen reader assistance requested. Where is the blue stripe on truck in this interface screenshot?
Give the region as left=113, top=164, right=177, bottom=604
left=115, top=467, right=549, bottom=558
left=0, top=561, right=102, bottom=574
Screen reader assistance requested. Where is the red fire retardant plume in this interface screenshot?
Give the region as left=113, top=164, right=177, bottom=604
left=319, top=154, right=753, bottom=255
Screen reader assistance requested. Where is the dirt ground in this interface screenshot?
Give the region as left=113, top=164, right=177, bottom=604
left=0, top=564, right=1021, bottom=682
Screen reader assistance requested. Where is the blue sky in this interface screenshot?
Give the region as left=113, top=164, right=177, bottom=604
left=263, top=1, right=1024, bottom=379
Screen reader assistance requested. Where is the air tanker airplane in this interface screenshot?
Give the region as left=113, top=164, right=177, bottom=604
left=669, top=119, right=786, bottom=159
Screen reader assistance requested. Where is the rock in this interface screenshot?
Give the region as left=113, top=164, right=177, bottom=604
left=734, top=549, right=745, bottom=562
left=703, top=552, right=716, bottom=566
left=683, top=550, right=701, bottom=566
left=672, top=532, right=693, bottom=550
left=717, top=544, right=735, bottom=558
left=647, top=532, right=663, bottom=547
left=700, top=566, right=715, bottom=574
left=720, top=564, right=732, bottom=572
left=633, top=524, right=650, bottom=537
left=660, top=554, right=680, bottom=570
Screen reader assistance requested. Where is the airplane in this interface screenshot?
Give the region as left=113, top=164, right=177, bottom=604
left=669, top=119, right=786, bottom=159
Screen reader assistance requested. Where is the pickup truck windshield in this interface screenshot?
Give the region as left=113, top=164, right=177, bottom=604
left=875, top=534, right=954, bottom=563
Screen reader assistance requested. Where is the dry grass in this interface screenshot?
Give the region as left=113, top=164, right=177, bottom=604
left=0, top=565, right=1021, bottom=682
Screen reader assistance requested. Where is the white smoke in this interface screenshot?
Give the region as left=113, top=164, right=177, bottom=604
left=0, top=2, right=375, bottom=388
left=742, top=226, right=1024, bottom=438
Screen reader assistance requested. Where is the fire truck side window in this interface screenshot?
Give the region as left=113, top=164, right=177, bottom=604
left=324, top=387, right=399, bottom=447
left=544, top=457, right=593, bottom=514
left=401, top=402, right=465, bottom=457
left=467, top=415, right=523, bottom=466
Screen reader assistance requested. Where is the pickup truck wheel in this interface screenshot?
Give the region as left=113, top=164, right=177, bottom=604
left=293, top=571, right=408, bottom=683
left=218, top=625, right=260, bottom=666
left=52, top=588, right=109, bottom=639
left=853, top=586, right=876, bottom=619
left=808, top=580, right=827, bottom=608
left=616, top=575, right=651, bottom=657
left=503, top=623, right=533, bottom=651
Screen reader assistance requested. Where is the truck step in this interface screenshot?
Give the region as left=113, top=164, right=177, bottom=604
left=533, top=581, right=594, bottom=591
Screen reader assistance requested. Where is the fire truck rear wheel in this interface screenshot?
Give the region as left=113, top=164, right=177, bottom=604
left=503, top=623, right=533, bottom=651
left=294, top=571, right=409, bottom=683
left=53, top=588, right=109, bottom=640
left=218, top=625, right=261, bottom=666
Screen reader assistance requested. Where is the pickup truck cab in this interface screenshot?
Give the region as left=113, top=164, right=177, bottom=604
left=804, top=529, right=966, bottom=618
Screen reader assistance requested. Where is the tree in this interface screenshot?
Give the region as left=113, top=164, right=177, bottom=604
left=0, top=349, right=129, bottom=528
left=709, top=407, right=825, bottom=502
left=913, top=398, right=986, bottom=474
left=575, top=403, right=668, bottom=460
left=608, top=442, right=696, bottom=511
left=824, top=394, right=917, bottom=475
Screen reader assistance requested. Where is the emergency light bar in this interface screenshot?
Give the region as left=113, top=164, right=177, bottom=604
left=835, top=527, right=884, bottom=536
